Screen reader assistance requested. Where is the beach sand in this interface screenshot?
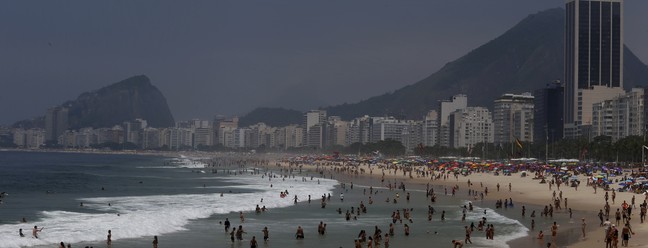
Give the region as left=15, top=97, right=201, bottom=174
left=283, top=161, right=648, bottom=248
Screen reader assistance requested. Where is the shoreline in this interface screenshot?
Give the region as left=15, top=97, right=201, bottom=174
left=286, top=161, right=648, bottom=248
left=6, top=149, right=647, bottom=247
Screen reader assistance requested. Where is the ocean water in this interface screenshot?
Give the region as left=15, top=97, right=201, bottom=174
left=0, top=151, right=530, bottom=248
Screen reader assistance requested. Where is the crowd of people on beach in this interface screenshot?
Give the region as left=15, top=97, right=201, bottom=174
left=10, top=153, right=648, bottom=248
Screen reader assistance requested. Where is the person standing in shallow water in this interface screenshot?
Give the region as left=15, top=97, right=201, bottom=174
left=551, top=222, right=558, bottom=242
left=464, top=225, right=472, bottom=244
left=296, top=226, right=305, bottom=239
left=32, top=225, right=43, bottom=238
left=152, top=236, right=158, bottom=248
left=107, top=230, right=112, bottom=247
left=224, top=218, right=231, bottom=232
left=250, top=236, right=258, bottom=248
left=262, top=226, right=269, bottom=242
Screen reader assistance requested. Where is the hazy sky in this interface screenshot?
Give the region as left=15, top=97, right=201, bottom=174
left=2, top=0, right=647, bottom=125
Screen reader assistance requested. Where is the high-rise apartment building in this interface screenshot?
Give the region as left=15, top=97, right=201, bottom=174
left=123, top=119, right=147, bottom=145
left=45, top=106, right=68, bottom=143
left=564, top=0, right=625, bottom=137
left=422, top=110, right=438, bottom=147
left=448, top=107, right=494, bottom=149
left=493, top=93, right=534, bottom=146
left=591, top=88, right=644, bottom=140
left=347, top=116, right=371, bottom=145
left=438, top=95, right=468, bottom=147
left=303, top=110, right=327, bottom=148
left=534, top=82, right=564, bottom=144
left=326, top=117, right=349, bottom=147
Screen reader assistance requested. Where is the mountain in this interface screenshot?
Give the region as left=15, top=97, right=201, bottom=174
left=14, top=75, right=175, bottom=129
left=320, top=8, right=648, bottom=120
left=63, top=75, right=175, bottom=129
left=239, top=107, right=303, bottom=127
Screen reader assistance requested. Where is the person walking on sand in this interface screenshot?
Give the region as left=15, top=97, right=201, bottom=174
left=621, top=223, right=634, bottom=247
left=152, top=236, right=158, bottom=248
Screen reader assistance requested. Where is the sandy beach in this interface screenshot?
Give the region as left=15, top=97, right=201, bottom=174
left=280, top=160, right=648, bottom=248
left=4, top=149, right=645, bottom=247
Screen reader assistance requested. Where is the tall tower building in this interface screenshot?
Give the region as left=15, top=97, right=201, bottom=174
left=303, top=110, right=327, bottom=148
left=437, top=94, right=468, bottom=147
left=533, top=82, right=564, bottom=144
left=564, top=0, right=624, bottom=138
left=45, top=106, right=69, bottom=144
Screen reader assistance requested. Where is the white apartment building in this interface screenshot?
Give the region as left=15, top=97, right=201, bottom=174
left=304, top=110, right=327, bottom=148
left=449, top=107, right=494, bottom=149
left=370, top=117, right=422, bottom=151
left=347, top=116, right=370, bottom=145
left=493, top=93, right=534, bottom=146
left=193, top=127, right=213, bottom=148
left=591, top=88, right=645, bottom=141
left=328, top=118, right=349, bottom=147
left=12, top=128, right=45, bottom=148
left=438, top=95, right=468, bottom=147
left=423, top=110, right=438, bottom=146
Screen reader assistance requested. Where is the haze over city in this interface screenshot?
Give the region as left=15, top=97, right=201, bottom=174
left=2, top=0, right=648, bottom=125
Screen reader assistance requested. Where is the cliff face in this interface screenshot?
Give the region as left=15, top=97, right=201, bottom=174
left=62, top=75, right=175, bottom=129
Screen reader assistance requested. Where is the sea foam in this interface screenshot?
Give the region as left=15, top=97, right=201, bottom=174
left=0, top=173, right=337, bottom=248
left=462, top=201, right=530, bottom=248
